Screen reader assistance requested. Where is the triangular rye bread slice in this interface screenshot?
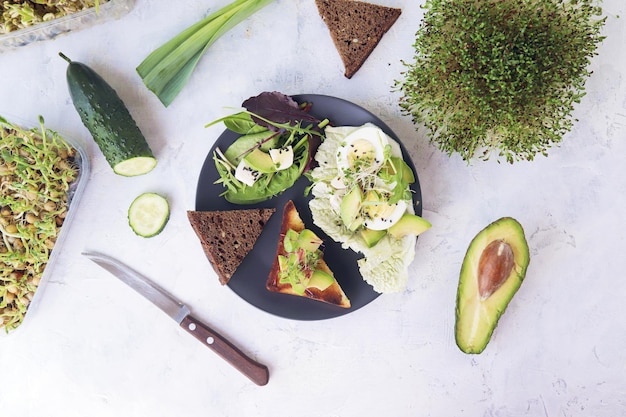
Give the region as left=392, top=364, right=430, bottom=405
left=266, top=200, right=351, bottom=308
left=187, top=208, right=275, bottom=285
left=315, top=0, right=402, bottom=78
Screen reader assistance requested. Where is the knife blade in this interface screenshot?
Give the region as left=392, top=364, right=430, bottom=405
left=82, top=251, right=269, bottom=386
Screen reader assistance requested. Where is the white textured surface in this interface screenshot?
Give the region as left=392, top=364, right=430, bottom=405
left=1, top=0, right=625, bottom=415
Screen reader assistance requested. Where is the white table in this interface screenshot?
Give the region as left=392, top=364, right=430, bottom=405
left=1, top=1, right=625, bottom=415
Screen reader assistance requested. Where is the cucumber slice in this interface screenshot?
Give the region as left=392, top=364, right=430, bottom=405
left=128, top=193, right=170, bottom=237
left=114, top=156, right=158, bottom=177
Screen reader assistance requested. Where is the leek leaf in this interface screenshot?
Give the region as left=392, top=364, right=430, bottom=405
left=137, top=0, right=275, bottom=107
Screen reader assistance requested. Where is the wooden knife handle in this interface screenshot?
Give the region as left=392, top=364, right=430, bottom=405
left=180, top=315, right=269, bottom=386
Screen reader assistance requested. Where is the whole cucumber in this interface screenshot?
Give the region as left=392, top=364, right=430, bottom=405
left=60, top=53, right=157, bottom=176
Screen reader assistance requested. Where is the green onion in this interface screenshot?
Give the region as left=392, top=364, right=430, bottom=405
left=136, top=0, right=275, bottom=107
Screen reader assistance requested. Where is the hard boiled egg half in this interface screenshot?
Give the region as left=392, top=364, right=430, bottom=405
left=336, top=125, right=389, bottom=175
left=332, top=125, right=411, bottom=231
left=361, top=191, right=408, bottom=230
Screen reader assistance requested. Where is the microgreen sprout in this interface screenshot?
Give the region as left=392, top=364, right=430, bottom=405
left=278, top=229, right=323, bottom=295
left=0, top=116, right=79, bottom=332
left=395, top=0, right=606, bottom=163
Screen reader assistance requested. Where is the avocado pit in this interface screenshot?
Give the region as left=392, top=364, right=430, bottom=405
left=477, top=239, right=514, bottom=300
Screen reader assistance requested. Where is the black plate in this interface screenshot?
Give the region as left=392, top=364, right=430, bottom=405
left=195, top=94, right=422, bottom=320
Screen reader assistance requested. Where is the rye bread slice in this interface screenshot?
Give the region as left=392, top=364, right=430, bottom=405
left=187, top=208, right=275, bottom=285
left=315, top=0, right=402, bottom=78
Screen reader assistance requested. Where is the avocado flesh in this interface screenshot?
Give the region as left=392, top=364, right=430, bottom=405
left=307, top=269, right=334, bottom=291
left=224, top=132, right=278, bottom=164
left=360, top=228, right=387, bottom=247
left=243, top=148, right=277, bottom=173
left=279, top=228, right=335, bottom=294
left=340, top=186, right=363, bottom=231
left=385, top=156, right=415, bottom=184
left=387, top=213, right=432, bottom=238
left=400, top=160, right=415, bottom=184
left=297, top=228, right=322, bottom=252
left=455, top=217, right=530, bottom=354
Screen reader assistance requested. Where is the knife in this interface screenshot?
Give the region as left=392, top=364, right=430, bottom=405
left=82, top=251, right=269, bottom=386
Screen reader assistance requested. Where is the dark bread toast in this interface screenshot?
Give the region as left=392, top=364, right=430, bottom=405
left=315, top=0, right=402, bottom=78
left=187, top=208, right=275, bottom=285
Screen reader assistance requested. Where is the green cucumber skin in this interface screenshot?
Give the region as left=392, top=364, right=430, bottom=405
left=64, top=57, right=154, bottom=169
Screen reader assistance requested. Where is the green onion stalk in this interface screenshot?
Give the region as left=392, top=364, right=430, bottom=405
left=137, top=0, right=275, bottom=107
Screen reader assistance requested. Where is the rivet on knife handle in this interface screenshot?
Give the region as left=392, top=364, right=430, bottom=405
left=180, top=315, right=270, bottom=386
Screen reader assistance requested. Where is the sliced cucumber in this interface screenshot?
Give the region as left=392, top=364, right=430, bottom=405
left=128, top=193, right=170, bottom=237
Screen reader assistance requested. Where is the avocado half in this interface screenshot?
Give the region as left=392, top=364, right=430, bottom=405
left=455, top=217, right=530, bottom=354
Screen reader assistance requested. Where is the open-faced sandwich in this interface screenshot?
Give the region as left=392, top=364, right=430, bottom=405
left=266, top=200, right=351, bottom=309
left=187, top=208, right=276, bottom=285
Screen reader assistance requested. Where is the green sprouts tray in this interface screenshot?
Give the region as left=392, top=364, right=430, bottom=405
left=0, top=116, right=90, bottom=334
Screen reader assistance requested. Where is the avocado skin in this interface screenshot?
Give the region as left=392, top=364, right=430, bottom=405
left=455, top=217, right=530, bottom=354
